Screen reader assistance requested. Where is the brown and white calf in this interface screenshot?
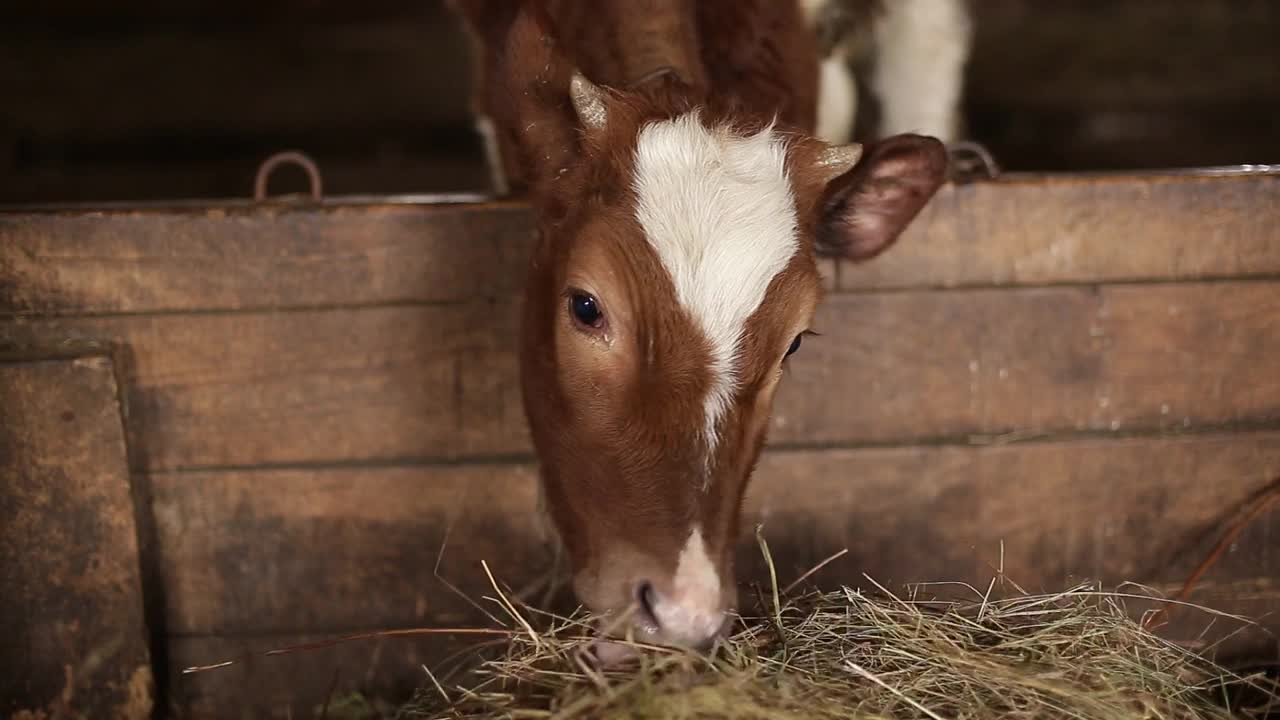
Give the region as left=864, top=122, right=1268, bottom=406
left=451, top=0, right=949, bottom=656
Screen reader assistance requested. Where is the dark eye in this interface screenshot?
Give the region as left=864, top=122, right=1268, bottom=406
left=569, top=292, right=603, bottom=328
left=785, top=333, right=803, bottom=358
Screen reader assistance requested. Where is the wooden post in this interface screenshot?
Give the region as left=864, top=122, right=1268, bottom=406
left=0, top=352, right=155, bottom=719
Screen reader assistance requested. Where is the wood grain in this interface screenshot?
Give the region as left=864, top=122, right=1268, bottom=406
left=7, top=281, right=1273, bottom=470
left=170, top=631, right=487, bottom=720
left=151, top=463, right=546, bottom=635
left=772, top=281, right=1280, bottom=445
left=0, top=204, right=532, bottom=314
left=1, top=303, right=529, bottom=469
left=160, top=427, right=1280, bottom=718
left=167, top=580, right=1280, bottom=720
left=4, top=173, right=1278, bottom=314
left=842, top=172, right=1280, bottom=290
left=150, top=432, right=1280, bottom=639
left=0, top=356, right=154, bottom=719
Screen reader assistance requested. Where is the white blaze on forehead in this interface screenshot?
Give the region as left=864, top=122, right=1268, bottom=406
left=631, top=113, right=800, bottom=452
left=651, top=525, right=724, bottom=644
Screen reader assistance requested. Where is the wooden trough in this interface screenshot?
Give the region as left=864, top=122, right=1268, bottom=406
left=3, top=168, right=1279, bottom=718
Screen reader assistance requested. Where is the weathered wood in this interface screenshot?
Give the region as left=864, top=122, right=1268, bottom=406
left=774, top=281, right=1280, bottom=446
left=0, top=356, right=154, bottom=719
left=1, top=303, right=527, bottom=469
left=151, top=432, right=1280, bottom=640
left=152, top=463, right=545, bottom=635
left=170, top=632, right=478, bottom=720
left=0, top=204, right=532, bottom=314
left=841, top=172, right=1280, bottom=290
left=5, top=281, right=1275, bottom=470
left=153, top=432, right=1280, bottom=715
left=3, top=172, right=1278, bottom=314
left=168, top=581, right=1280, bottom=720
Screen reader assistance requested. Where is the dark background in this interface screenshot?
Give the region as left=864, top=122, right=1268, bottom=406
left=3, top=0, right=1279, bottom=206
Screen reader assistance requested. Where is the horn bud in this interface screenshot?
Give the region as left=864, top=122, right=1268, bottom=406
left=570, top=72, right=608, bottom=130
left=816, top=143, right=863, bottom=181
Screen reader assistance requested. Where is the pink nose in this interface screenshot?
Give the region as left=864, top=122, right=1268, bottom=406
left=637, top=581, right=730, bottom=649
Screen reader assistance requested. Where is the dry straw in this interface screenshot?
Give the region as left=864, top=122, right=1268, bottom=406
left=398, top=536, right=1278, bottom=720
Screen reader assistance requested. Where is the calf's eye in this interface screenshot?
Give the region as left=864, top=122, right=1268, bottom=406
left=569, top=292, right=603, bottom=328
left=785, top=333, right=803, bottom=358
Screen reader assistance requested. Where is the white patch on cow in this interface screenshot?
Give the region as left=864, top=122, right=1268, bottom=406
left=651, top=525, right=724, bottom=645
left=632, top=113, right=800, bottom=458
left=815, top=55, right=858, bottom=144
left=870, top=0, right=972, bottom=143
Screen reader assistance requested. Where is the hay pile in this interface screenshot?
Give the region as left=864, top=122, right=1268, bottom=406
left=398, top=569, right=1277, bottom=720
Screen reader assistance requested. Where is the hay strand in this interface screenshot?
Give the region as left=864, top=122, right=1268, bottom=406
left=400, top=570, right=1277, bottom=720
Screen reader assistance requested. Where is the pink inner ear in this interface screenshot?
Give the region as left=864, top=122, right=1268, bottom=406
left=817, top=134, right=948, bottom=263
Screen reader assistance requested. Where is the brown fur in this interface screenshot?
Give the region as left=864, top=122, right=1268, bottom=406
left=450, top=0, right=948, bottom=649
left=453, top=0, right=819, bottom=193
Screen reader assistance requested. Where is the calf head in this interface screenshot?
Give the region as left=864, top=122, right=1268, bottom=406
left=499, top=7, right=946, bottom=652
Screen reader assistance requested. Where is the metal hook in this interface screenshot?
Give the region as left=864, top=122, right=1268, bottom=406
left=947, top=141, right=1002, bottom=183
left=253, top=151, right=324, bottom=202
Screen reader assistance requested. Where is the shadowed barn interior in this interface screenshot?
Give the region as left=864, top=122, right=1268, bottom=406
left=2, top=1, right=1279, bottom=718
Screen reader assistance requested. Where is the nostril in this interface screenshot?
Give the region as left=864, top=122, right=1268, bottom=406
left=636, top=582, right=659, bottom=626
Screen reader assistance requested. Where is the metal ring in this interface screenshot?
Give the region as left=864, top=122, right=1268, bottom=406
left=948, top=141, right=1002, bottom=181
left=253, top=151, right=323, bottom=202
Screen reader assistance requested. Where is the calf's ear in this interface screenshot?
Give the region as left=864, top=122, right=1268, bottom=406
left=492, top=4, right=612, bottom=193
left=814, top=134, right=948, bottom=262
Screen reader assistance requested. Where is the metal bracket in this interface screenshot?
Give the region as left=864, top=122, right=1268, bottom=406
left=253, top=150, right=324, bottom=202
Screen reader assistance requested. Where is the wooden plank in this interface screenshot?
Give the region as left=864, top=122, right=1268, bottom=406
left=773, top=281, right=1280, bottom=445
left=0, top=204, right=532, bottom=314
left=170, top=632, right=474, bottom=720
left=168, top=583, right=1279, bottom=720
left=4, top=281, right=1277, bottom=470
left=0, top=304, right=529, bottom=469
left=150, top=432, right=1280, bottom=641
left=157, top=432, right=1280, bottom=716
left=152, top=463, right=545, bottom=635
left=841, top=172, right=1280, bottom=290
left=4, top=173, right=1279, bottom=314
left=0, top=356, right=154, bottom=719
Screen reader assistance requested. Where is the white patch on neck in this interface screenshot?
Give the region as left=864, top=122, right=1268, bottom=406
left=631, top=113, right=800, bottom=458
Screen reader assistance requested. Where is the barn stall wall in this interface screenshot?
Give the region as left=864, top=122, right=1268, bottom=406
left=2, top=168, right=1280, bottom=717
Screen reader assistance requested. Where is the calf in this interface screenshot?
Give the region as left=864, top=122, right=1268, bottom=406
left=451, top=0, right=948, bottom=656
